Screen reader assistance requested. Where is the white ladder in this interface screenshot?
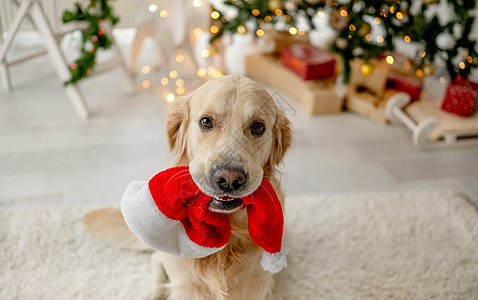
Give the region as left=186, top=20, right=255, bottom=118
left=0, top=0, right=134, bottom=119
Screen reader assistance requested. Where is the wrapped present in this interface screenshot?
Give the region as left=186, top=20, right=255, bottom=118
left=257, top=29, right=309, bottom=54
left=379, top=51, right=415, bottom=76
left=441, top=78, right=478, bottom=117
left=280, top=43, right=336, bottom=80
left=386, top=72, right=423, bottom=102
left=349, top=59, right=389, bottom=97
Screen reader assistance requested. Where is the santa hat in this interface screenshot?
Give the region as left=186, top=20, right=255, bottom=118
left=121, top=166, right=288, bottom=273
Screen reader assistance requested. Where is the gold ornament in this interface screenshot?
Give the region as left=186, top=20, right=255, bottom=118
left=357, top=22, right=371, bottom=37
left=423, top=0, right=439, bottom=5
left=269, top=0, right=282, bottom=11
left=237, top=24, right=248, bottom=35
left=423, top=64, right=435, bottom=76
left=360, top=63, right=374, bottom=76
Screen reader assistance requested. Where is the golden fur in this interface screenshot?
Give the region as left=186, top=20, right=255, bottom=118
left=84, top=75, right=292, bottom=299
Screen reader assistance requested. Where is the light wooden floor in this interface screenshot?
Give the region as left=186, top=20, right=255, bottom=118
left=1, top=33, right=477, bottom=207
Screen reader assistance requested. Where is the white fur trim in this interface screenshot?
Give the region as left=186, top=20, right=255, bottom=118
left=120, top=181, right=224, bottom=258
left=260, top=247, right=289, bottom=274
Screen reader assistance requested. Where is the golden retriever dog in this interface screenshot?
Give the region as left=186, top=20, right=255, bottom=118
left=84, top=75, right=292, bottom=299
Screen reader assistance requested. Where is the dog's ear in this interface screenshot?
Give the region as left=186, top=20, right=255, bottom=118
left=267, top=110, right=293, bottom=168
left=166, top=95, right=190, bottom=164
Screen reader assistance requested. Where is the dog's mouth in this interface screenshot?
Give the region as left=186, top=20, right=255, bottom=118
left=208, top=196, right=243, bottom=213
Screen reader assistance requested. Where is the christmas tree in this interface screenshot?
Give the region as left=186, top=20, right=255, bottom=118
left=211, top=0, right=478, bottom=83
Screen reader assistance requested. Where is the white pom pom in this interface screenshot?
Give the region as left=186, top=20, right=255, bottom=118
left=260, top=248, right=289, bottom=274
left=436, top=32, right=455, bottom=50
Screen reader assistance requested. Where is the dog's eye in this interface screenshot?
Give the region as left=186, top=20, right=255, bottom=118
left=251, top=121, right=265, bottom=135
left=199, top=116, right=214, bottom=130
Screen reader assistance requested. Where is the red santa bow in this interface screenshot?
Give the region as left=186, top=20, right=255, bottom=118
left=148, top=166, right=284, bottom=256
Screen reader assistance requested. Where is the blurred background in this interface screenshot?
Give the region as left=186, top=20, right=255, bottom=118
left=1, top=0, right=478, bottom=207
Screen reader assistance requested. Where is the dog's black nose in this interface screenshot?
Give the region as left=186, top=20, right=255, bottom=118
left=213, top=168, right=246, bottom=192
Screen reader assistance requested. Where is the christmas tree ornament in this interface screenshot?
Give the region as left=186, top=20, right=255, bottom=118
left=436, top=32, right=455, bottom=50
left=335, top=38, right=347, bottom=50
left=121, top=166, right=288, bottom=274
left=360, top=62, right=374, bottom=76
left=357, top=21, right=371, bottom=37
left=237, top=24, right=248, bottom=35
left=329, top=9, right=349, bottom=31
left=269, top=0, right=282, bottom=11
left=423, top=64, right=435, bottom=76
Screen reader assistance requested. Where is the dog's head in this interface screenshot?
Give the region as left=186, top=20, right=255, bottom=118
left=166, top=75, right=292, bottom=213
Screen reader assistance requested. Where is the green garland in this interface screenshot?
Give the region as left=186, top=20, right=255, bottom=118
left=212, top=0, right=478, bottom=83
left=62, top=0, right=119, bottom=85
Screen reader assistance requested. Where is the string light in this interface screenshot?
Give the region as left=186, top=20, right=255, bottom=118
left=256, top=29, right=265, bottom=36
left=257, top=19, right=264, bottom=24
left=70, top=63, right=77, bottom=70
left=440, top=76, right=445, bottom=84
left=365, top=34, right=372, bottom=41
left=390, top=7, right=395, bottom=13
left=340, top=9, right=347, bottom=17
left=416, top=69, right=423, bottom=77
left=396, top=12, right=403, bottom=20
left=377, top=35, right=384, bottom=43
left=289, top=27, right=298, bottom=35
left=374, top=18, right=381, bottom=24
left=275, top=9, right=282, bottom=15
left=148, top=4, right=158, bottom=12
left=421, top=51, right=426, bottom=57
left=252, top=9, right=260, bottom=16
left=349, top=24, right=356, bottom=31
left=210, top=25, right=219, bottom=34
left=208, top=67, right=216, bottom=77
left=211, top=11, right=220, bottom=19
left=197, top=68, right=206, bottom=77
left=193, top=28, right=202, bottom=36
left=166, top=93, right=175, bottom=102
left=317, top=11, right=324, bottom=18
left=467, top=56, right=473, bottom=63
left=298, top=29, right=305, bottom=36
left=176, top=86, right=185, bottom=95
left=169, top=70, right=178, bottom=78
left=141, top=80, right=150, bottom=88
left=459, top=62, right=466, bottom=69
left=386, top=55, right=394, bottom=64
left=264, top=16, right=272, bottom=22
left=404, top=35, right=411, bottom=43
left=176, top=79, right=184, bottom=87
left=160, top=10, right=168, bottom=18
left=284, top=15, right=291, bottom=21
left=201, top=49, right=210, bottom=57
left=404, top=61, right=411, bottom=69
left=98, top=28, right=104, bottom=35
left=161, top=77, right=169, bottom=85
left=142, top=66, right=151, bottom=74
left=176, top=54, right=184, bottom=63
left=192, top=0, right=202, bottom=8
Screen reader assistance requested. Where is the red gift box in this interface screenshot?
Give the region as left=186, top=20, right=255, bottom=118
left=386, top=72, right=423, bottom=102
left=441, top=78, right=478, bottom=117
left=281, top=43, right=336, bottom=80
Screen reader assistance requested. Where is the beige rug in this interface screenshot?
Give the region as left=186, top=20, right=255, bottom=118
left=1, top=190, right=477, bottom=299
